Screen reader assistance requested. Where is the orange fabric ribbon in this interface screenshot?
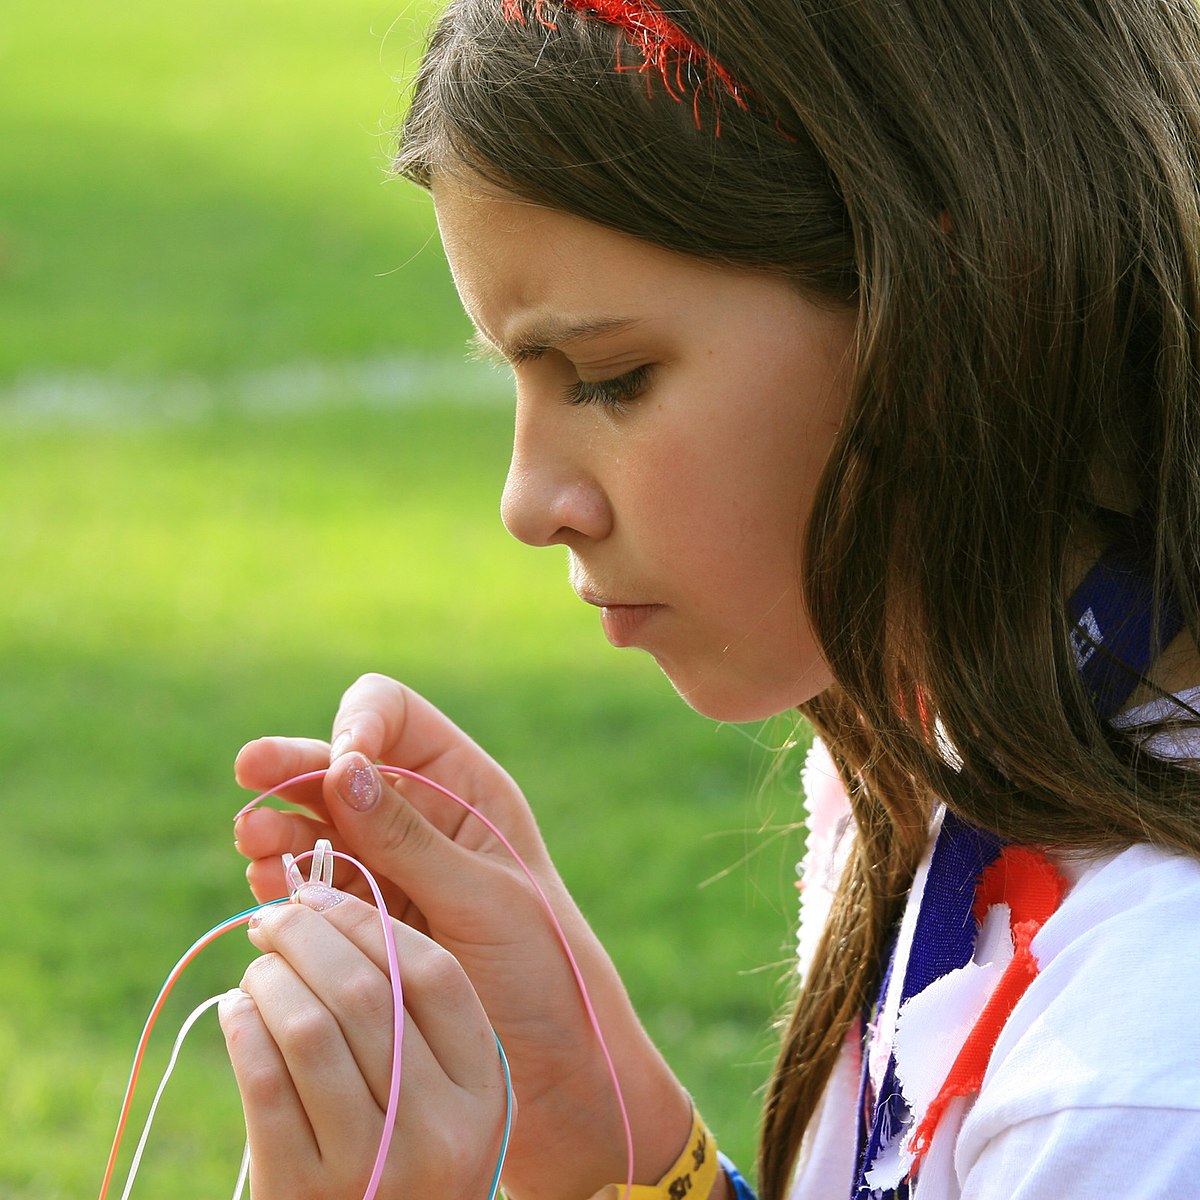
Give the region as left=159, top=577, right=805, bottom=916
left=907, top=845, right=1067, bottom=1167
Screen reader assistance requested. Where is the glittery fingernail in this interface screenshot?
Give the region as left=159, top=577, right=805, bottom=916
left=296, top=883, right=347, bottom=912
left=340, top=755, right=380, bottom=812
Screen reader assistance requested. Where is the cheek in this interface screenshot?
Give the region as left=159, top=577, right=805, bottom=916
left=680, top=408, right=832, bottom=544
left=615, top=342, right=848, bottom=578
left=635, top=437, right=805, bottom=603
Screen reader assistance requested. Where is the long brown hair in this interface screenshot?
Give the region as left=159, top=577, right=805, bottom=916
left=395, top=2, right=1200, bottom=1194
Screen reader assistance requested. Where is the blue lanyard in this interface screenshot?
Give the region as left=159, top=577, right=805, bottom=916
left=852, top=523, right=1183, bottom=1198
left=1068, top=528, right=1185, bottom=717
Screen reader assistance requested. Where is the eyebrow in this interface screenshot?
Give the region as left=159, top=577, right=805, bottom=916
left=468, top=316, right=641, bottom=365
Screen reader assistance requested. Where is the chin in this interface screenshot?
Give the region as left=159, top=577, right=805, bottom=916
left=663, top=667, right=822, bottom=724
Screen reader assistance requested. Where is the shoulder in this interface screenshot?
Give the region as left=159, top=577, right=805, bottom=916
left=955, top=1105, right=1200, bottom=1198
left=958, top=843, right=1200, bottom=1157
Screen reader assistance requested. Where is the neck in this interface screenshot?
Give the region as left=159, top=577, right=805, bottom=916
left=1133, top=627, right=1200, bottom=707
left=1066, top=517, right=1197, bottom=712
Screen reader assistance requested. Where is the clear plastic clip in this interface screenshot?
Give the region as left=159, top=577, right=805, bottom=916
left=309, top=838, right=335, bottom=888
left=281, top=853, right=305, bottom=895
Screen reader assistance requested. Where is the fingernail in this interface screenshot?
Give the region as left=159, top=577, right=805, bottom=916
left=330, top=730, right=355, bottom=761
left=341, top=755, right=380, bottom=812
left=248, top=911, right=265, bottom=930
left=296, top=882, right=347, bottom=912
left=218, top=988, right=255, bottom=1016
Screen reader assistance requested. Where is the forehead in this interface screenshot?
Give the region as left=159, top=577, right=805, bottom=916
left=431, top=173, right=744, bottom=349
left=432, top=174, right=683, bottom=283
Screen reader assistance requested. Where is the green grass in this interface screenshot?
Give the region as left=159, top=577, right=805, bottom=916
left=0, top=2, right=813, bottom=1193
left=0, top=0, right=468, bottom=378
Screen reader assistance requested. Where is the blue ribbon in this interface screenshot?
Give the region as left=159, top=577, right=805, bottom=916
left=1067, top=529, right=1185, bottom=718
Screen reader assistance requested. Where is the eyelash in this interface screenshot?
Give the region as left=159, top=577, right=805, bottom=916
left=563, top=365, right=653, bottom=411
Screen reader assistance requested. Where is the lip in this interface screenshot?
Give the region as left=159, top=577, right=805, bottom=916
left=578, top=593, right=664, bottom=647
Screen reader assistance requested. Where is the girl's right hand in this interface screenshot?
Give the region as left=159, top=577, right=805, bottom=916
left=232, top=673, right=695, bottom=1200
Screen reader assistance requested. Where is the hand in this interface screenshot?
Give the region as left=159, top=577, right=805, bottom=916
left=218, top=884, right=509, bottom=1200
left=233, top=673, right=692, bottom=1200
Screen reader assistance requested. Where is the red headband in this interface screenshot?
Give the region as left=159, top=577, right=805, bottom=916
left=500, top=0, right=750, bottom=129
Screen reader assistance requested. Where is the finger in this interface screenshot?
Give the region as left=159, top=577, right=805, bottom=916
left=235, top=807, right=333, bottom=861
left=247, top=852, right=381, bottom=907
left=222, top=971, right=492, bottom=1200
left=246, top=856, right=291, bottom=905
left=236, top=808, right=345, bottom=903
left=218, top=988, right=319, bottom=1161
left=238, top=947, right=394, bottom=1139
left=322, top=753, right=508, bottom=922
left=245, top=852, right=394, bottom=910
left=239, top=818, right=420, bottom=917
left=235, top=736, right=333, bottom=801
left=330, top=675, right=507, bottom=799
left=255, top=895, right=495, bottom=1093
left=290, top=884, right=502, bottom=1090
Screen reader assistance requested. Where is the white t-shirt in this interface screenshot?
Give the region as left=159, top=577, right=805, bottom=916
left=790, top=697, right=1200, bottom=1199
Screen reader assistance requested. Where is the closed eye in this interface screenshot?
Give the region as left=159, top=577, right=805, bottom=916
left=564, top=365, right=653, bottom=412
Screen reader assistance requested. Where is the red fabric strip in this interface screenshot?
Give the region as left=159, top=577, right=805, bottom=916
left=501, top=0, right=749, bottom=128
left=907, top=846, right=1067, bottom=1168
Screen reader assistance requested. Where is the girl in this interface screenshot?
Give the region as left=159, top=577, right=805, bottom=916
left=220, top=1, right=1200, bottom=1197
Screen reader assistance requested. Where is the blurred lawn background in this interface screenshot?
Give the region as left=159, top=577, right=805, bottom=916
left=0, top=2, right=811, bottom=1195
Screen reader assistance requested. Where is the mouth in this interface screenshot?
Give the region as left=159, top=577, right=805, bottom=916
left=577, top=591, right=664, bottom=648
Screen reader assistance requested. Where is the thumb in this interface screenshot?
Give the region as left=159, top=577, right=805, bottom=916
left=332, top=752, right=391, bottom=815
left=325, top=752, right=479, bottom=911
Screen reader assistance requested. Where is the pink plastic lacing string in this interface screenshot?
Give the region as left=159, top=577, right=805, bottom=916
left=99, top=764, right=636, bottom=1200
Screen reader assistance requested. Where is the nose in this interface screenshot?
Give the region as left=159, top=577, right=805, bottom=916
left=500, top=402, right=613, bottom=548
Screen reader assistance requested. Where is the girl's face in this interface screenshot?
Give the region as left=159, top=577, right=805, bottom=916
left=434, top=177, right=857, bottom=722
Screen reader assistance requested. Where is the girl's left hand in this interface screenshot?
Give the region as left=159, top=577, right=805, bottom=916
left=218, top=883, right=510, bottom=1200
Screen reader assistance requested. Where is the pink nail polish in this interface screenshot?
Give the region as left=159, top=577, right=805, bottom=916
left=343, top=758, right=380, bottom=812
left=297, top=883, right=347, bottom=912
